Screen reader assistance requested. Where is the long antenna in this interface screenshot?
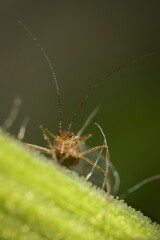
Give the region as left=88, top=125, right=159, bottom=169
left=67, top=52, right=154, bottom=131
left=18, top=20, right=62, bottom=131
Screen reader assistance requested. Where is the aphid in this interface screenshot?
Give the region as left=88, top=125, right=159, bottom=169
left=18, top=21, right=159, bottom=196
left=19, top=20, right=111, bottom=194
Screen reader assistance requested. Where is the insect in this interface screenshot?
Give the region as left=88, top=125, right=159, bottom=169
left=18, top=21, right=159, bottom=196
left=19, top=20, right=111, bottom=194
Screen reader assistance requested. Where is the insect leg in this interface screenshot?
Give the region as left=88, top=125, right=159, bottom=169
left=78, top=155, right=106, bottom=174
left=26, top=143, right=54, bottom=155
left=93, top=122, right=120, bottom=195
left=85, top=145, right=104, bottom=181
left=79, top=144, right=110, bottom=193
left=78, top=151, right=111, bottom=194
left=42, top=127, right=56, bottom=139
left=77, top=134, right=92, bottom=142
left=39, top=125, right=54, bottom=148
left=80, top=145, right=108, bottom=156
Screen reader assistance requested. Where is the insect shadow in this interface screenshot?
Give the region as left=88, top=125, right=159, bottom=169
left=18, top=20, right=160, bottom=196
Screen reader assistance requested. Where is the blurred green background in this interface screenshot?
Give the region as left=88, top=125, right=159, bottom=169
left=0, top=1, right=160, bottom=223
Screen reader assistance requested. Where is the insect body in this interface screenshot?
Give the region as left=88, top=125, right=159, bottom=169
left=27, top=126, right=110, bottom=192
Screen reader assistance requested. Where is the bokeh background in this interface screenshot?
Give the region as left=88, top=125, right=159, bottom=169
left=0, top=1, right=160, bottom=222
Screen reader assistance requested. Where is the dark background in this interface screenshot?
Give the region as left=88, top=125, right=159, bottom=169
left=0, top=1, right=160, bottom=222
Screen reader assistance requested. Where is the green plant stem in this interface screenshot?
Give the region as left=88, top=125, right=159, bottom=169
left=0, top=130, right=159, bottom=240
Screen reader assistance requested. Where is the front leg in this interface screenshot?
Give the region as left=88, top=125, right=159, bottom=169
left=39, top=125, right=53, bottom=149
left=26, top=143, right=55, bottom=155
left=77, top=134, right=92, bottom=142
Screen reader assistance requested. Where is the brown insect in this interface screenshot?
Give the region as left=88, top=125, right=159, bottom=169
left=19, top=21, right=111, bottom=194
